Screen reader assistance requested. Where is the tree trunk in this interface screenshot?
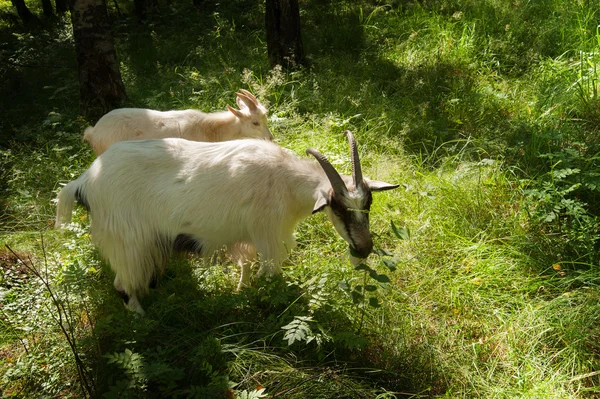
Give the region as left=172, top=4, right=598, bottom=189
left=41, top=0, right=54, bottom=16
left=69, top=0, right=127, bottom=121
left=134, top=0, right=159, bottom=20
left=11, top=0, right=37, bottom=25
left=133, top=0, right=147, bottom=19
left=265, top=0, right=305, bottom=69
left=55, top=0, right=68, bottom=14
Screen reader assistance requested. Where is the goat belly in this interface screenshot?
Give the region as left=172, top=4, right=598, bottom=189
left=172, top=234, right=204, bottom=254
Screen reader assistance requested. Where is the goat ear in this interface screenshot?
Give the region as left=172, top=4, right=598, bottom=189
left=236, top=92, right=258, bottom=111
left=366, top=179, right=400, bottom=192
left=239, top=89, right=259, bottom=105
left=235, top=95, right=247, bottom=110
left=227, top=104, right=244, bottom=119
left=312, top=193, right=329, bottom=214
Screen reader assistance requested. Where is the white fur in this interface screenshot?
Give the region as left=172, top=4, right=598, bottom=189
left=83, top=92, right=272, bottom=155
left=55, top=138, right=397, bottom=314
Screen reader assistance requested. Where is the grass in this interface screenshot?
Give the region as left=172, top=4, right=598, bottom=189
left=1, top=0, right=600, bottom=397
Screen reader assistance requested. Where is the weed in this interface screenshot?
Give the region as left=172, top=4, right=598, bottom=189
left=1, top=0, right=600, bottom=398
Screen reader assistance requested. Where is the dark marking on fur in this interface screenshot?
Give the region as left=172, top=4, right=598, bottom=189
left=330, top=191, right=374, bottom=258
left=149, top=274, right=157, bottom=289
left=74, top=187, right=90, bottom=211
left=173, top=234, right=203, bottom=254
left=116, top=289, right=130, bottom=304
left=153, top=232, right=203, bottom=275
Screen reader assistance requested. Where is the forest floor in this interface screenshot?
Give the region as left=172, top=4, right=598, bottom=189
left=1, top=0, right=599, bottom=398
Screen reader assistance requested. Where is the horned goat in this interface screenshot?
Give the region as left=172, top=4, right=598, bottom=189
left=83, top=89, right=272, bottom=155
left=55, top=131, right=398, bottom=314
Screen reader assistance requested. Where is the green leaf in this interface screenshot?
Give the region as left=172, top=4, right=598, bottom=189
left=543, top=211, right=556, bottom=222
left=355, top=263, right=373, bottom=272
left=338, top=281, right=350, bottom=291
left=282, top=317, right=313, bottom=346
left=391, top=221, right=410, bottom=240
left=364, top=285, right=377, bottom=292
left=237, top=388, right=268, bottom=399
left=369, top=270, right=391, bottom=283
left=551, top=168, right=580, bottom=180
left=351, top=290, right=364, bottom=304
left=382, top=259, right=397, bottom=271
left=368, top=297, right=381, bottom=308
left=373, top=248, right=393, bottom=256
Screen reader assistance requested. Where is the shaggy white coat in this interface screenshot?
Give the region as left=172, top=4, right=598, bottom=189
left=83, top=92, right=272, bottom=155
left=55, top=138, right=396, bottom=314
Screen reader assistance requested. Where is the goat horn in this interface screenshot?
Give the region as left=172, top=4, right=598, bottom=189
left=306, top=148, right=348, bottom=195
left=239, top=89, right=259, bottom=105
left=236, top=92, right=258, bottom=111
left=344, top=131, right=365, bottom=190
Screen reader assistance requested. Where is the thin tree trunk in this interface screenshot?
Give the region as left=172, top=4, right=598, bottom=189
left=265, top=0, right=305, bottom=69
left=133, top=0, right=147, bottom=19
left=134, top=0, right=159, bottom=20
left=55, top=0, right=68, bottom=14
left=41, top=0, right=54, bottom=16
left=69, top=0, right=127, bottom=121
left=11, top=0, right=38, bottom=25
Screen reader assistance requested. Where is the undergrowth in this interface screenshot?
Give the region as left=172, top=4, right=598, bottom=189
left=1, top=0, right=599, bottom=398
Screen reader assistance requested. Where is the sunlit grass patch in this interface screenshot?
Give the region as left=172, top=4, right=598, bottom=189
left=2, top=0, right=600, bottom=397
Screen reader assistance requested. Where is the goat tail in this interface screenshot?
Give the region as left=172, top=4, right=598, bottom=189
left=55, top=179, right=81, bottom=229
left=82, top=126, right=94, bottom=144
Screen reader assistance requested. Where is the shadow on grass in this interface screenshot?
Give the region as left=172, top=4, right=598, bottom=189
left=1, top=0, right=530, bottom=163
left=0, top=15, right=79, bottom=145
left=88, top=254, right=446, bottom=397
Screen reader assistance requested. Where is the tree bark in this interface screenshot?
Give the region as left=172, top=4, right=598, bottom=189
left=41, top=0, right=54, bottom=16
left=265, top=0, right=305, bottom=69
left=134, top=0, right=159, bottom=20
left=11, top=0, right=37, bottom=25
left=133, top=0, right=147, bottom=19
left=55, top=0, right=68, bottom=14
left=69, top=0, right=127, bottom=121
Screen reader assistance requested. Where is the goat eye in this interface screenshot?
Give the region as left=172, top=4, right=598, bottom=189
left=253, top=122, right=260, bottom=126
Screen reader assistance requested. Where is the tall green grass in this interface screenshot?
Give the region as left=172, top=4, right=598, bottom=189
left=1, top=0, right=599, bottom=397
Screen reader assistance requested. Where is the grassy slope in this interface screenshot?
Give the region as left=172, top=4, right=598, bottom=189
left=1, top=0, right=599, bottom=398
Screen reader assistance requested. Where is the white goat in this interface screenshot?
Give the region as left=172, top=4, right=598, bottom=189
left=55, top=131, right=398, bottom=314
left=83, top=89, right=272, bottom=155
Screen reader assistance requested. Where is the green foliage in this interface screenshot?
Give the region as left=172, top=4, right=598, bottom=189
left=390, top=221, right=410, bottom=241
left=281, top=316, right=314, bottom=346
left=1, top=0, right=600, bottom=398
left=0, top=243, right=97, bottom=398
left=236, top=387, right=268, bottom=399
left=103, top=348, right=187, bottom=398
left=331, top=229, right=403, bottom=337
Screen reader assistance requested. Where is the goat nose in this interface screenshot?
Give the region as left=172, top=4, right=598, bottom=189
left=350, top=243, right=372, bottom=259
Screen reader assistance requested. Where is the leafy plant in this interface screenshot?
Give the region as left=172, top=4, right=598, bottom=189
left=3, top=242, right=96, bottom=398
left=3, top=1, right=600, bottom=397
left=104, top=348, right=187, bottom=398
left=236, top=387, right=268, bottom=399
left=281, top=315, right=314, bottom=346
left=524, top=141, right=600, bottom=264
left=337, top=221, right=405, bottom=334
